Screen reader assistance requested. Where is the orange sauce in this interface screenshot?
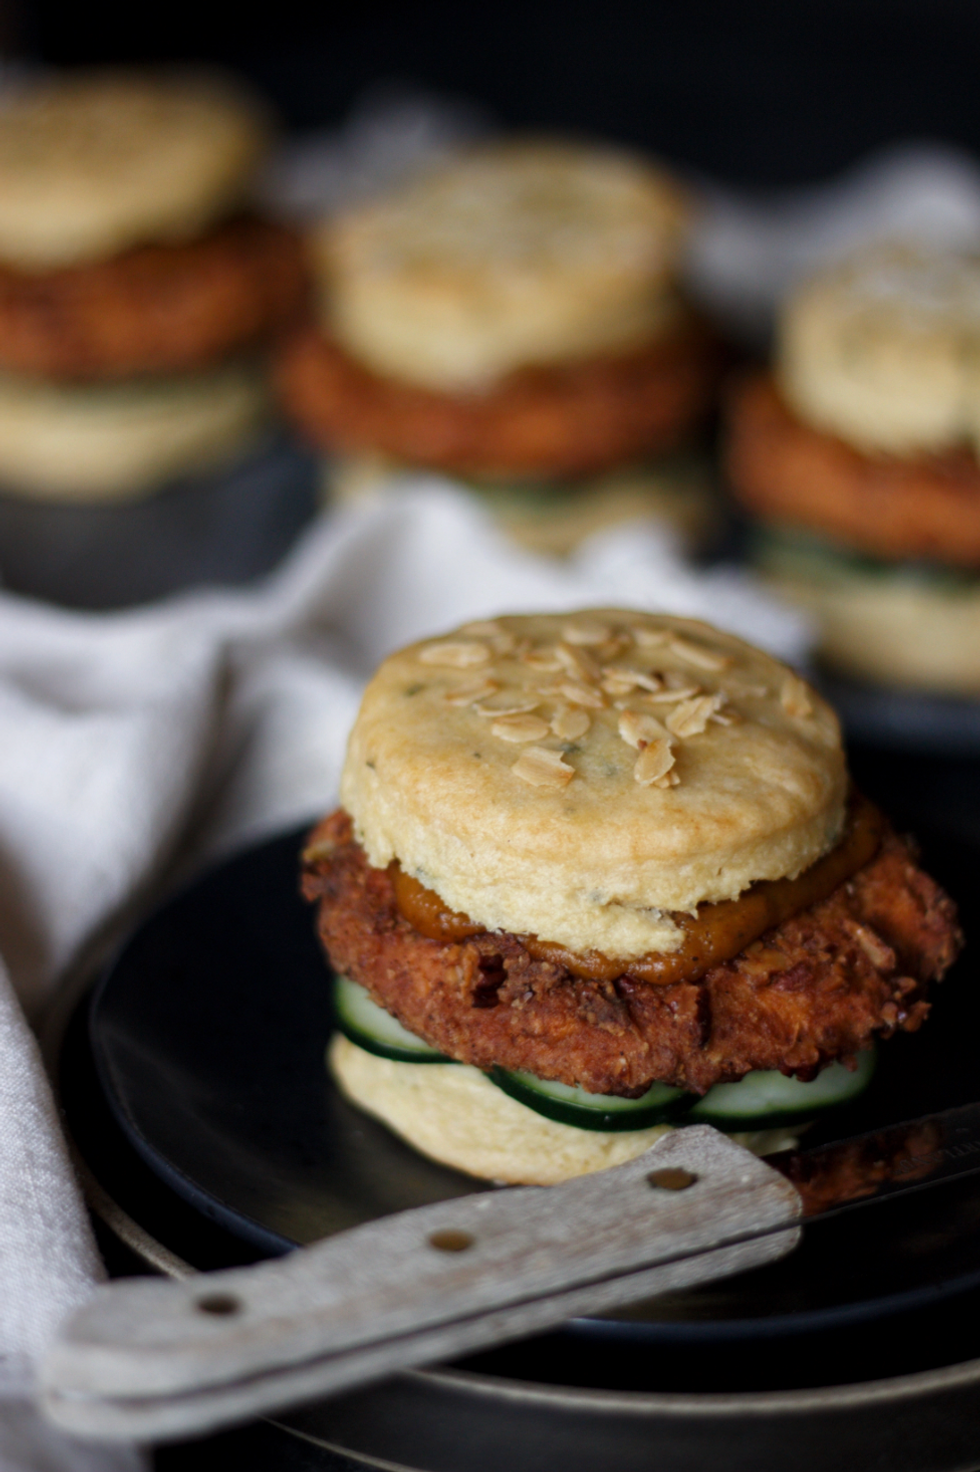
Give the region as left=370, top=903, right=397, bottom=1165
left=392, top=792, right=884, bottom=987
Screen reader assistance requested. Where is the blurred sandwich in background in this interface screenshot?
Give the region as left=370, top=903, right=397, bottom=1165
left=726, top=245, right=980, bottom=696
left=0, top=70, right=308, bottom=500
left=275, top=139, right=722, bottom=554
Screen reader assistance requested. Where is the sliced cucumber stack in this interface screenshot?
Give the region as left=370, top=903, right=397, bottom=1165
left=688, top=1048, right=876, bottom=1130
left=333, top=975, right=451, bottom=1063
left=488, top=1068, right=690, bottom=1132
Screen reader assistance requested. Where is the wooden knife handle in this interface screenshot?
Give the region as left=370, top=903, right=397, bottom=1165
left=41, top=1126, right=801, bottom=1441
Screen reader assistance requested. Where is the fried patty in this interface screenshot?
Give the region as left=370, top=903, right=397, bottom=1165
left=727, top=375, right=980, bottom=567
left=0, top=216, right=309, bottom=380
left=302, top=810, right=961, bottom=1098
left=275, top=317, right=719, bottom=478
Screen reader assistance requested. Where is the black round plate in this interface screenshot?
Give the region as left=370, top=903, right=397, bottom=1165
left=86, top=820, right=980, bottom=1354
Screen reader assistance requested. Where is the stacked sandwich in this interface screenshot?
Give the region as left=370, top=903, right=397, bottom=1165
left=302, top=609, right=960, bottom=1185
left=276, top=142, right=720, bottom=555
left=0, top=71, right=307, bottom=501
left=727, top=247, right=980, bottom=695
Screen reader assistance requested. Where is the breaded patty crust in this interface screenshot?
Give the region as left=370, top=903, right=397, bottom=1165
left=0, top=216, right=308, bottom=379
left=275, top=317, right=718, bottom=478
left=302, top=810, right=961, bottom=1098
left=728, top=375, right=980, bottom=566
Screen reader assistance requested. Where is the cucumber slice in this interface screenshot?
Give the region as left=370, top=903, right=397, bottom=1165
left=687, top=1048, right=876, bottom=1129
left=488, top=1067, right=691, bottom=1133
left=333, top=976, right=452, bottom=1064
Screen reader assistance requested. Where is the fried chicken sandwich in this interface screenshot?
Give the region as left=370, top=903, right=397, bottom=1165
left=302, top=610, right=960, bottom=1184
left=277, top=143, right=720, bottom=554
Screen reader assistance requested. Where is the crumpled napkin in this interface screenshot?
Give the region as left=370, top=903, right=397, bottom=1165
left=0, top=481, right=806, bottom=1467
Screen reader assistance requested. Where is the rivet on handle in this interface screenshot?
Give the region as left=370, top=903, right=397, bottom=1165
left=646, top=1168, right=699, bottom=1191
left=195, top=1293, right=242, bottom=1316
left=428, top=1230, right=475, bottom=1253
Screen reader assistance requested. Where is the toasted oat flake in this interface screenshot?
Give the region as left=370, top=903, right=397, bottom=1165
left=618, top=710, right=670, bottom=748
left=419, top=640, right=491, bottom=668
left=512, top=746, right=575, bottom=788
left=781, top=674, right=813, bottom=719
left=668, top=636, right=731, bottom=672
left=557, top=680, right=606, bottom=709
left=474, top=694, right=540, bottom=717
left=710, top=707, right=742, bottom=726
left=491, top=713, right=551, bottom=742
left=556, top=642, right=602, bottom=683
left=605, top=666, right=664, bottom=693
left=551, top=706, right=590, bottom=740
left=521, top=646, right=563, bottom=672
left=634, top=739, right=676, bottom=786
left=652, top=769, right=681, bottom=788
left=640, top=683, right=701, bottom=704
left=666, top=693, right=724, bottom=738
left=443, top=678, right=500, bottom=706
left=633, top=627, right=670, bottom=650
left=562, top=619, right=612, bottom=646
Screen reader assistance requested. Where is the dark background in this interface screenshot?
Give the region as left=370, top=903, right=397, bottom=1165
left=13, top=0, right=980, bottom=187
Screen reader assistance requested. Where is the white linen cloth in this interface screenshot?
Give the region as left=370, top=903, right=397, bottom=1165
left=0, top=482, right=807, bottom=1467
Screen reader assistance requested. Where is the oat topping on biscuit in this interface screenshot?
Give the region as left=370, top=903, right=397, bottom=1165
left=633, top=738, right=676, bottom=786
left=491, top=713, right=551, bottom=743
left=556, top=680, right=606, bottom=709
left=419, top=640, right=491, bottom=668
left=561, top=619, right=613, bottom=646
left=474, top=694, right=540, bottom=716
left=551, top=706, right=590, bottom=739
left=667, top=636, right=731, bottom=671
left=666, top=693, right=725, bottom=738
left=618, top=710, right=670, bottom=748
left=780, top=674, right=814, bottom=719
left=443, top=677, right=500, bottom=705
left=555, top=642, right=602, bottom=682
left=511, top=746, right=575, bottom=788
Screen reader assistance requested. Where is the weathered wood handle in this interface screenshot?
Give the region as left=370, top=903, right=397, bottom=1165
left=41, top=1127, right=801, bottom=1442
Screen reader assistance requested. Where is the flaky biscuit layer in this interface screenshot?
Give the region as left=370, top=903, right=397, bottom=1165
left=318, top=141, right=689, bottom=390
left=0, top=71, right=270, bottom=268
left=780, top=246, right=980, bottom=456
left=340, top=610, right=845, bottom=959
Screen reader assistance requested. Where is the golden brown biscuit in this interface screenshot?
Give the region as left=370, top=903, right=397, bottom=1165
left=339, top=611, right=845, bottom=959
left=0, top=216, right=308, bottom=380
left=779, top=245, right=980, bottom=456
left=275, top=318, right=718, bottom=478
left=319, top=141, right=689, bottom=391
left=727, top=375, right=980, bottom=566
left=0, top=71, right=270, bottom=268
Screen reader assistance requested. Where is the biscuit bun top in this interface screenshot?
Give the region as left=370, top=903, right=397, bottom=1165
left=0, top=71, right=271, bottom=269
left=779, top=245, right=980, bottom=456
left=317, top=141, right=689, bottom=391
left=340, top=610, right=845, bottom=960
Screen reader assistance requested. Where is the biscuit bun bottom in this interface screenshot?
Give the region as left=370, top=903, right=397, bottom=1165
left=319, top=141, right=688, bottom=391
left=0, top=71, right=271, bottom=269
left=0, top=363, right=268, bottom=499
left=340, top=611, right=846, bottom=959
left=325, top=453, right=718, bottom=557
left=329, top=1035, right=794, bottom=1185
left=780, top=245, right=980, bottom=457
left=764, top=560, right=980, bottom=694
